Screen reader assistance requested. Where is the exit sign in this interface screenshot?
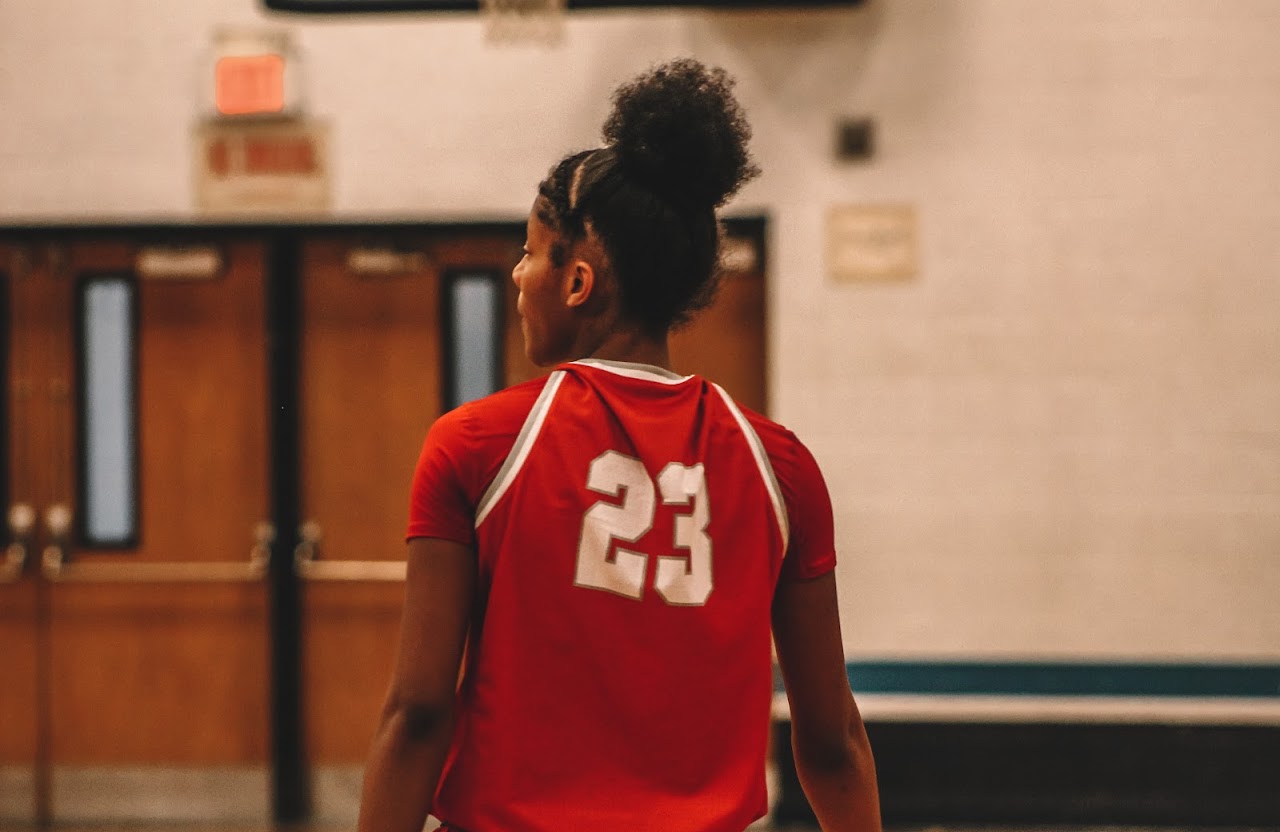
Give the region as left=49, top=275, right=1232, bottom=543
left=207, top=28, right=299, bottom=117
left=215, top=53, right=286, bottom=116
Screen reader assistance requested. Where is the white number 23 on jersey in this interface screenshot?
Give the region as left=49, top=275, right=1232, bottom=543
left=574, top=450, right=713, bottom=606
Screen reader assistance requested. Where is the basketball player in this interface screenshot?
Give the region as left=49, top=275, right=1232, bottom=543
left=358, top=59, right=880, bottom=832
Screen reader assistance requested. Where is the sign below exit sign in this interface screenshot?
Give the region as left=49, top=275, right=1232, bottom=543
left=194, top=118, right=330, bottom=214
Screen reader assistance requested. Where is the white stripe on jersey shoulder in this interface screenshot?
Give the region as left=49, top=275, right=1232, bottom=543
left=571, top=358, right=693, bottom=385
left=474, top=370, right=567, bottom=528
left=711, top=383, right=790, bottom=552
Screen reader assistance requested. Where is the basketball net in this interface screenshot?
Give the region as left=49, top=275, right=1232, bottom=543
left=480, top=0, right=567, bottom=46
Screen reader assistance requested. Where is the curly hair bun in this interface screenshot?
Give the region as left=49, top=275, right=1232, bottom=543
left=603, top=58, right=760, bottom=211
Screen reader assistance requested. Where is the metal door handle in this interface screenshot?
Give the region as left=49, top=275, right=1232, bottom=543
left=294, top=520, right=406, bottom=582
left=2, top=503, right=36, bottom=582
left=40, top=508, right=271, bottom=584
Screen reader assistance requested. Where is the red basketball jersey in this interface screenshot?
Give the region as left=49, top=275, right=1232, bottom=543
left=407, top=359, right=836, bottom=832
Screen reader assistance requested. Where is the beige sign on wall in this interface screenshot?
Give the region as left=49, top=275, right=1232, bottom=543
left=826, top=203, right=918, bottom=282
left=194, top=118, right=330, bottom=214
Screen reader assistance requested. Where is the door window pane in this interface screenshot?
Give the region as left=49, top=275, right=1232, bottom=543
left=79, top=277, right=138, bottom=546
left=446, top=272, right=502, bottom=409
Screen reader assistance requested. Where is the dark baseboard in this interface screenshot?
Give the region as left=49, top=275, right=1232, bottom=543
left=772, top=720, right=1280, bottom=827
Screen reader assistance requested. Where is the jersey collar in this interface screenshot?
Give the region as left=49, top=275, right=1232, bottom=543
left=570, top=358, right=694, bottom=385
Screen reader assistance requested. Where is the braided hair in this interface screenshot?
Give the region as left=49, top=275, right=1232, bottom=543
left=536, top=58, right=759, bottom=334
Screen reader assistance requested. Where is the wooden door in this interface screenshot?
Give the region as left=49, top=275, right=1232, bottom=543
left=299, top=229, right=527, bottom=768
left=0, top=237, right=272, bottom=824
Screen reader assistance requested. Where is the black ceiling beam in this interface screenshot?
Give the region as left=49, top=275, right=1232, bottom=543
left=265, top=0, right=861, bottom=14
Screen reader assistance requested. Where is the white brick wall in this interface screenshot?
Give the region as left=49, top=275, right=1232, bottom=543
left=763, top=0, right=1280, bottom=660
left=2, top=0, right=1277, bottom=660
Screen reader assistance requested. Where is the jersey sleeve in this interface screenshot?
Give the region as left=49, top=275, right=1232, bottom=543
left=776, top=435, right=838, bottom=582
left=405, top=408, right=478, bottom=547
left=405, top=377, right=551, bottom=546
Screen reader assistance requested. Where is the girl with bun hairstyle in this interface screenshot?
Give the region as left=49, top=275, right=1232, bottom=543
left=359, top=59, right=880, bottom=832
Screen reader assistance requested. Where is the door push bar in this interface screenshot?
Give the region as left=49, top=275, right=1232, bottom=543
left=2, top=503, right=36, bottom=582
left=40, top=506, right=273, bottom=584
left=293, top=520, right=407, bottom=582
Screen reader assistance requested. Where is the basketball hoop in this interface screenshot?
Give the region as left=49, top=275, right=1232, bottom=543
left=479, top=0, right=566, bottom=46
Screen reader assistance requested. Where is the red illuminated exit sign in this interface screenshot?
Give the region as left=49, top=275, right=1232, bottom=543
left=216, top=53, right=287, bottom=116
left=208, top=28, right=299, bottom=118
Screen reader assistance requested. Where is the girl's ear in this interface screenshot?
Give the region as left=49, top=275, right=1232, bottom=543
left=564, top=257, right=595, bottom=309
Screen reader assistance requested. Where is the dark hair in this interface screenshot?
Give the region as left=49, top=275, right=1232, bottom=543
left=537, top=58, right=759, bottom=334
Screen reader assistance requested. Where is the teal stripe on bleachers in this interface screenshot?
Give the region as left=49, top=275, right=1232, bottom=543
left=832, top=661, right=1280, bottom=698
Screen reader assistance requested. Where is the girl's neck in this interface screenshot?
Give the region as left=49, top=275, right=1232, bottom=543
left=577, top=326, right=671, bottom=371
